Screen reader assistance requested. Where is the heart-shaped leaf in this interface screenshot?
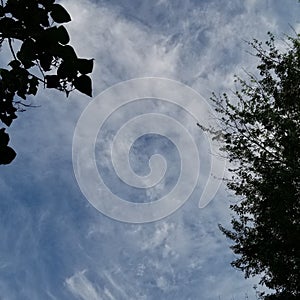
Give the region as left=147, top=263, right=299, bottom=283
left=74, top=75, right=92, bottom=97
left=50, top=4, right=71, bottom=23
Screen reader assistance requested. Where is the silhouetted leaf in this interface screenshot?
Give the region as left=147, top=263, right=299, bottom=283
left=56, top=25, right=70, bottom=45
left=8, top=60, right=21, bottom=69
left=50, top=4, right=71, bottom=23
left=0, top=17, right=17, bottom=34
left=28, top=77, right=39, bottom=95
left=59, top=45, right=77, bottom=62
left=17, top=39, right=36, bottom=68
left=0, top=128, right=9, bottom=147
left=57, top=60, right=77, bottom=79
left=39, top=53, right=53, bottom=71
left=19, top=38, right=35, bottom=58
left=0, top=68, right=9, bottom=77
left=0, top=146, right=16, bottom=165
left=0, top=111, right=17, bottom=126
left=77, top=58, right=94, bottom=74
left=74, top=75, right=92, bottom=97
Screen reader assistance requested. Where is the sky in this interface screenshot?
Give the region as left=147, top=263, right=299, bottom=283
left=1, top=0, right=300, bottom=299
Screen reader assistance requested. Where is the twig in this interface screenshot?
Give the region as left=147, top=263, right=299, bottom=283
left=8, top=38, right=17, bottom=61
left=13, top=101, right=41, bottom=108
left=34, top=60, right=46, bottom=83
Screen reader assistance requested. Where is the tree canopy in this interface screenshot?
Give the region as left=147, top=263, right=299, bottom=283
left=212, top=32, right=300, bottom=299
left=0, top=0, right=94, bottom=164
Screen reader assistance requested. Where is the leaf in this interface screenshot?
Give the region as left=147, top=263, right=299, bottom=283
left=58, top=45, right=77, bottom=62
left=56, top=25, right=70, bottom=45
left=77, top=58, right=94, bottom=74
left=55, top=45, right=78, bottom=80
left=8, top=60, right=21, bottom=69
left=19, top=39, right=36, bottom=58
left=39, top=53, right=53, bottom=71
left=0, top=111, right=17, bottom=127
left=50, top=4, right=71, bottom=23
left=17, top=90, right=26, bottom=100
left=28, top=77, right=39, bottom=96
left=57, top=61, right=76, bottom=79
left=0, top=17, right=22, bottom=38
left=12, top=67, right=30, bottom=97
left=0, top=68, right=9, bottom=78
left=73, top=75, right=92, bottom=97
left=17, top=39, right=36, bottom=68
left=0, top=146, right=17, bottom=165
left=42, top=26, right=70, bottom=46
left=38, top=7, right=50, bottom=27
left=45, top=75, right=59, bottom=88
left=0, top=128, right=9, bottom=147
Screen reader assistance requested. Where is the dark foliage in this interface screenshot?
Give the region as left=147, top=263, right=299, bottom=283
left=212, top=33, right=300, bottom=299
left=0, top=0, right=94, bottom=164
left=0, top=127, right=15, bottom=164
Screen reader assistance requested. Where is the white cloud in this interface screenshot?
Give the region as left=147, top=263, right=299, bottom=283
left=62, top=0, right=180, bottom=92
left=65, top=270, right=103, bottom=300
left=141, top=221, right=175, bottom=250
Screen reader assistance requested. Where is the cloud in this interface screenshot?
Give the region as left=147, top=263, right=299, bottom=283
left=62, top=0, right=181, bottom=92
left=65, top=270, right=103, bottom=300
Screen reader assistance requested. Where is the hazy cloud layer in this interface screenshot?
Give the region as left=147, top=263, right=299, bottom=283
left=0, top=0, right=299, bottom=299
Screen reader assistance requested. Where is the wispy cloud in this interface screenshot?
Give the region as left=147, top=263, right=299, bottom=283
left=66, top=270, right=103, bottom=300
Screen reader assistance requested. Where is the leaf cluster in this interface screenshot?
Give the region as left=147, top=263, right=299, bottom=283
left=0, top=0, right=94, bottom=163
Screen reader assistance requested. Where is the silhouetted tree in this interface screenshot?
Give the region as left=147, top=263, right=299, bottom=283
left=0, top=0, right=94, bottom=164
left=212, top=32, right=300, bottom=299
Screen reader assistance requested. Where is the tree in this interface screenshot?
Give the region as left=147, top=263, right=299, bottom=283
left=211, top=32, right=300, bottom=299
left=0, top=0, right=94, bottom=164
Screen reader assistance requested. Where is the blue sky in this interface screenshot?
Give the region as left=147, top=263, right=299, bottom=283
left=1, top=0, right=300, bottom=299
